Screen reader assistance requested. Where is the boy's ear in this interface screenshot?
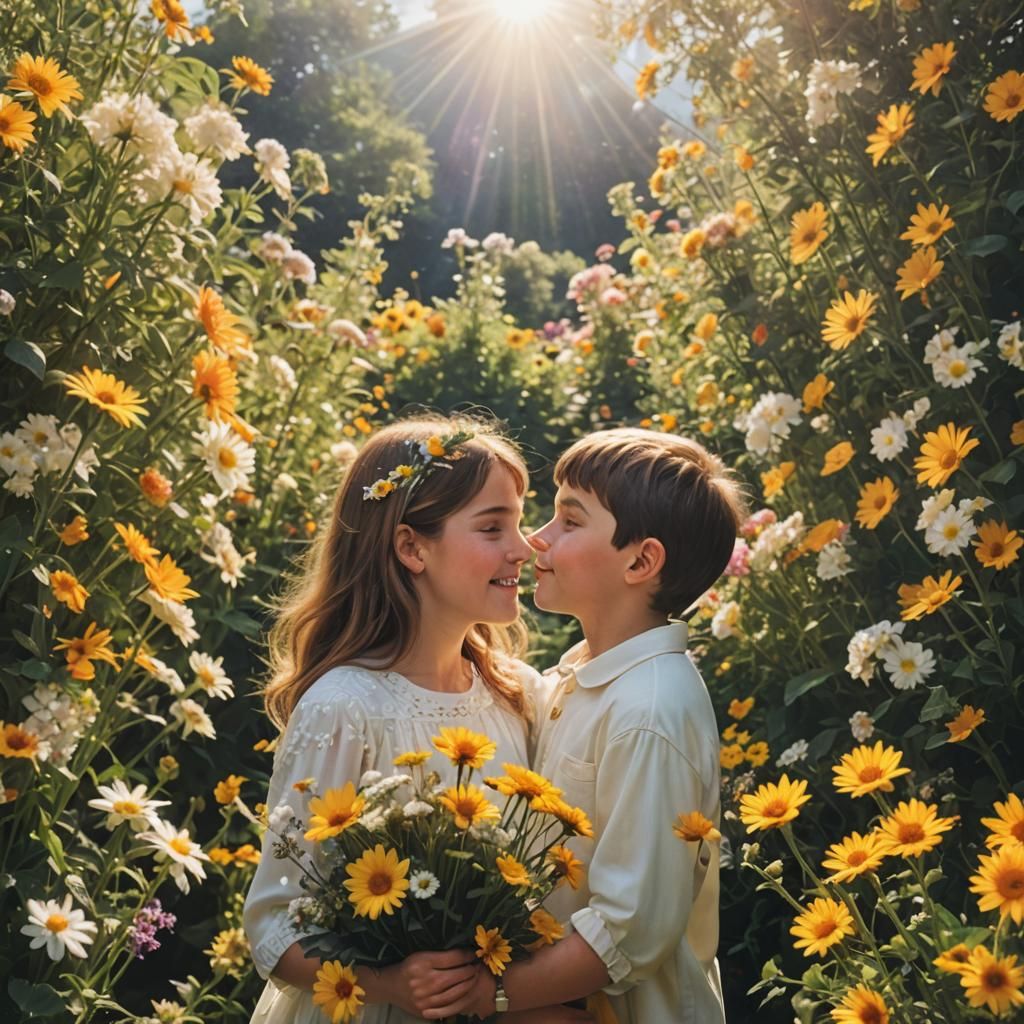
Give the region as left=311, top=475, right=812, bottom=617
left=394, top=524, right=426, bottom=574
left=625, top=537, right=666, bottom=585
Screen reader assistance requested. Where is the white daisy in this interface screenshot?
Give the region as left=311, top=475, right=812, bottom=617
left=849, top=710, right=875, bottom=742
left=188, top=651, right=234, bottom=699
left=869, top=414, right=908, bottom=461
left=195, top=421, right=255, bottom=495
left=139, top=590, right=199, bottom=647
left=881, top=638, right=936, bottom=691
left=268, top=803, right=296, bottom=834
left=16, top=413, right=61, bottom=450
left=915, top=489, right=956, bottom=531
left=409, top=870, right=440, bottom=899
left=711, top=600, right=741, bottom=639
left=138, top=149, right=223, bottom=225
left=281, top=249, right=316, bottom=285
left=922, top=326, right=959, bottom=365
left=997, top=320, right=1022, bottom=368
left=924, top=504, right=976, bottom=556
left=183, top=106, right=249, bottom=161
left=170, top=698, right=216, bottom=739
left=87, top=779, right=170, bottom=831
left=403, top=799, right=434, bottom=818
left=269, top=354, right=297, bottom=391
left=136, top=819, right=210, bottom=894
left=21, top=894, right=97, bottom=961
left=258, top=231, right=292, bottom=263
left=931, top=346, right=986, bottom=389
left=81, top=91, right=178, bottom=161
left=901, top=396, right=931, bottom=430
left=775, top=739, right=809, bottom=767
left=140, top=654, right=185, bottom=693
left=816, top=539, right=853, bottom=580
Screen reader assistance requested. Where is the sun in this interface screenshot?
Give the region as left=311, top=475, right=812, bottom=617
left=490, top=0, right=554, bottom=24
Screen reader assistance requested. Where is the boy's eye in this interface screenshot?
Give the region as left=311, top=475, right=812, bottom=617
left=480, top=525, right=502, bottom=533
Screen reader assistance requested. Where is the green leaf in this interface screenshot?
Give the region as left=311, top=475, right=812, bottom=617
left=1006, top=190, right=1024, bottom=216
left=965, top=235, right=1007, bottom=257
left=18, top=659, right=52, bottom=680
left=980, top=459, right=1016, bottom=484
left=38, top=260, right=84, bottom=290
left=919, top=685, right=953, bottom=722
left=4, top=338, right=46, bottom=379
left=783, top=668, right=831, bottom=706
left=8, top=979, right=65, bottom=1018
left=940, top=108, right=975, bottom=129
left=12, top=629, right=40, bottom=656
left=217, top=608, right=261, bottom=636
left=925, top=730, right=951, bottom=750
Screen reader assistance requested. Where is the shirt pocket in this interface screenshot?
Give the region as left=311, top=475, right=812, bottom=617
left=555, top=752, right=597, bottom=814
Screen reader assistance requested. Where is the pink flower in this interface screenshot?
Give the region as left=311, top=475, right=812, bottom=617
left=649, top=209, right=663, bottom=224
left=725, top=538, right=751, bottom=576
left=595, top=243, right=616, bottom=261
left=666, top=219, right=682, bottom=232
left=599, top=287, right=628, bottom=306
left=741, top=508, right=777, bottom=537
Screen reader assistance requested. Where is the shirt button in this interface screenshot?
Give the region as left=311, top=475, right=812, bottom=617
left=550, top=705, right=562, bottom=720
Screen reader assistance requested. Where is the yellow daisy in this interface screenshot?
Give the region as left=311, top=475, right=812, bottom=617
left=899, top=202, right=954, bottom=247
left=983, top=70, right=1024, bottom=124
left=728, top=696, right=754, bottom=720
left=484, top=763, right=560, bottom=800
left=213, top=774, right=246, bottom=805
left=933, top=943, right=975, bottom=974
left=831, top=986, right=890, bottom=1024
left=53, top=621, right=119, bottom=681
left=495, top=853, right=531, bottom=888
left=0, top=721, right=41, bottom=760
left=439, top=784, right=500, bottom=829
left=913, top=422, right=979, bottom=487
left=392, top=750, right=432, bottom=767
left=789, top=202, right=829, bottom=265
left=673, top=811, right=721, bottom=843
left=432, top=726, right=497, bottom=769
left=151, top=0, right=192, bottom=41
left=114, top=523, right=160, bottom=566
left=866, top=103, right=915, bottom=166
left=897, top=569, right=963, bottom=621
left=528, top=908, right=564, bottom=946
left=970, top=844, right=1024, bottom=924
left=474, top=924, right=512, bottom=975
left=192, top=351, right=239, bottom=422
left=959, top=947, right=1024, bottom=1016
left=854, top=477, right=899, bottom=529
left=974, top=520, right=1022, bottom=570
left=947, top=705, right=985, bottom=742
left=6, top=54, right=82, bottom=118
left=635, top=61, right=659, bottom=99
left=981, top=793, right=1024, bottom=850
left=547, top=844, right=585, bottom=889
left=745, top=741, right=770, bottom=767
left=304, top=782, right=365, bottom=842
left=194, top=286, right=252, bottom=360
left=833, top=742, right=911, bottom=797
left=802, top=373, right=834, bottom=412
left=144, top=554, right=199, bottom=604
left=876, top=798, right=958, bottom=858
left=57, top=514, right=89, bottom=546
left=822, top=831, right=888, bottom=884
left=761, top=462, right=795, bottom=499
left=64, top=366, right=148, bottom=428
left=0, top=94, right=36, bottom=153
left=720, top=743, right=745, bottom=769
left=228, top=56, right=273, bottom=96
left=895, top=246, right=943, bottom=300
left=821, top=441, right=855, bottom=477
left=50, top=570, right=89, bottom=614
left=312, top=961, right=364, bottom=1023
left=739, top=775, right=811, bottom=832
left=344, top=845, right=410, bottom=919
left=790, top=897, right=855, bottom=958
left=911, top=42, right=955, bottom=97
left=821, top=291, right=877, bottom=350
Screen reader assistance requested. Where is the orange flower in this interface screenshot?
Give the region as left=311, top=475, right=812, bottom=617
left=946, top=705, right=984, bottom=743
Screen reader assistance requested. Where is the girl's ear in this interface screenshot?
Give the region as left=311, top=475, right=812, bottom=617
left=394, top=524, right=426, bottom=575
left=624, top=537, right=666, bottom=585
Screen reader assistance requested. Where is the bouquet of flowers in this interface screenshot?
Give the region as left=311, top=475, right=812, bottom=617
left=262, top=726, right=593, bottom=1022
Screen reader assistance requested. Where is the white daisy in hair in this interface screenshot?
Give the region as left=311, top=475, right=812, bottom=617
left=21, top=894, right=97, bottom=961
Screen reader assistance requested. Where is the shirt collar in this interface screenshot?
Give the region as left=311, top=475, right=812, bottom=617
left=553, top=622, right=689, bottom=689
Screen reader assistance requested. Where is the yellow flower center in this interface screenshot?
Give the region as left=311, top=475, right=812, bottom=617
left=368, top=871, right=392, bottom=895
left=96, top=389, right=118, bottom=404
left=997, top=868, right=1024, bottom=899
left=949, top=360, right=967, bottom=377
left=113, top=800, right=141, bottom=816
left=28, top=74, right=53, bottom=97
left=45, top=913, right=69, bottom=933
left=939, top=450, right=959, bottom=469
left=172, top=178, right=194, bottom=195
left=897, top=823, right=925, bottom=844
left=169, top=837, right=192, bottom=855
left=900, top=658, right=917, bottom=673
left=813, top=918, right=838, bottom=939
left=218, top=447, right=238, bottom=469
left=847, top=850, right=868, bottom=867
left=334, top=978, right=354, bottom=999
left=762, top=798, right=788, bottom=818
left=943, top=523, right=961, bottom=539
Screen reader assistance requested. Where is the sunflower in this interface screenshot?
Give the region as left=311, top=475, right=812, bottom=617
left=0, top=95, right=36, bottom=152
left=831, top=986, right=890, bottom=1024
left=312, top=961, right=365, bottom=1023
left=439, top=784, right=500, bottom=829
left=790, top=897, right=855, bottom=958
left=959, top=947, right=1024, bottom=1017
left=913, top=422, right=979, bottom=487
left=790, top=202, right=829, bottom=265
left=946, top=705, right=985, bottom=742
left=392, top=750, right=432, bottom=767
left=854, top=477, right=898, bottom=529
left=983, top=71, right=1024, bottom=124
left=344, top=845, right=409, bottom=919
left=192, top=351, right=239, bottom=422
left=821, top=290, right=877, bottom=350
left=432, top=726, right=497, bottom=769
left=821, top=441, right=855, bottom=476
left=114, top=523, right=160, bottom=565
left=0, top=722, right=41, bottom=759
left=6, top=54, right=82, bottom=118
left=305, top=782, right=365, bottom=842
left=822, top=831, right=888, bottom=884
left=228, top=56, right=273, bottom=96
left=898, top=570, right=963, bottom=621
left=739, top=775, right=811, bottom=832
left=528, top=908, right=564, bottom=946
left=974, top=520, right=1022, bottom=570
left=876, top=798, right=958, bottom=858
left=833, top=742, right=911, bottom=797
left=933, top=943, right=975, bottom=974
left=969, top=845, right=1024, bottom=924
left=144, top=554, right=199, bottom=603
left=485, top=763, right=560, bottom=800
left=673, top=811, right=721, bottom=843
left=495, top=854, right=531, bottom=888
left=547, top=844, right=585, bottom=889
left=53, top=621, right=119, bottom=681
left=64, top=366, right=148, bottom=428
left=899, top=202, right=954, bottom=247
left=895, top=247, right=943, bottom=300
left=475, top=924, right=512, bottom=975
left=911, top=42, right=955, bottom=96
left=865, top=103, right=915, bottom=166
left=981, top=793, right=1024, bottom=850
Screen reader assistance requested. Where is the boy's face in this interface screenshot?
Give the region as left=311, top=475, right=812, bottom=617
left=528, top=484, right=635, bottom=617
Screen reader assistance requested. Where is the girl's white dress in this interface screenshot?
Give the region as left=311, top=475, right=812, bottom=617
left=242, top=663, right=535, bottom=1024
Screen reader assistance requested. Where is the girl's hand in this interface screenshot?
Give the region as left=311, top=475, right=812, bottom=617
left=381, top=950, right=481, bottom=1017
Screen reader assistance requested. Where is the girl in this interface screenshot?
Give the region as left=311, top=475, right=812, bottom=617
left=243, top=413, right=589, bottom=1024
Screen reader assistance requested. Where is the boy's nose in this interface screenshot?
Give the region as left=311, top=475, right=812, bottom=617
left=526, top=530, right=551, bottom=552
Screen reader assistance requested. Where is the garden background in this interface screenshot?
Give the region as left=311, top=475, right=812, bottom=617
left=1, top=0, right=1022, bottom=1021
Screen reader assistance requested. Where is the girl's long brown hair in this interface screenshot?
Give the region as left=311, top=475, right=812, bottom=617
left=263, top=413, right=530, bottom=729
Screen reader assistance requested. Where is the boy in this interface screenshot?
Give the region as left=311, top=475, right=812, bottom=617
left=428, top=428, right=745, bottom=1023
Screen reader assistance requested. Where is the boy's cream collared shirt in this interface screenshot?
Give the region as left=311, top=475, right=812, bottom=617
left=532, top=622, right=726, bottom=1024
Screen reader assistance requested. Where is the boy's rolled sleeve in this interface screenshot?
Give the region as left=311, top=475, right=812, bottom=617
left=569, top=727, right=708, bottom=993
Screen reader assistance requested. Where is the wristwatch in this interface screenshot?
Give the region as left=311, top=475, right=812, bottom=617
left=493, top=982, right=509, bottom=1013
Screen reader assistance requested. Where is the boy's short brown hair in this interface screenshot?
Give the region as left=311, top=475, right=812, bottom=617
left=554, top=428, right=748, bottom=618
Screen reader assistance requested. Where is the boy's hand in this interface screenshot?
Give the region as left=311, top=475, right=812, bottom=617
left=383, top=950, right=480, bottom=1017
left=421, top=963, right=497, bottom=1019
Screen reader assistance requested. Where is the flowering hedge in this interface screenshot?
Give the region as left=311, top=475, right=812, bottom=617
left=2, top=0, right=1023, bottom=1021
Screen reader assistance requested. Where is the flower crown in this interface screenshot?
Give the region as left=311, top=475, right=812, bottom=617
left=362, top=430, right=475, bottom=501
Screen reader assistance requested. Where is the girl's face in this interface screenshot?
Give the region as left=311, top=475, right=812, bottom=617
left=415, top=463, right=533, bottom=627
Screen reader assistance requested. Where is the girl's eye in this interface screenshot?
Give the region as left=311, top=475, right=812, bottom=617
left=481, top=526, right=501, bottom=533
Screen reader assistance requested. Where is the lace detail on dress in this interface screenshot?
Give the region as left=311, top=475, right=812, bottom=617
left=251, top=908, right=321, bottom=980
left=370, top=671, right=496, bottom=720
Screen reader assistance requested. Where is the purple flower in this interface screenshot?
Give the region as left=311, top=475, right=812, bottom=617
left=128, top=899, right=177, bottom=959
